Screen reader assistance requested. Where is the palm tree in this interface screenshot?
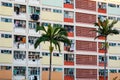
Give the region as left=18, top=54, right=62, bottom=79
left=34, top=23, right=71, bottom=80
left=94, top=19, right=119, bottom=80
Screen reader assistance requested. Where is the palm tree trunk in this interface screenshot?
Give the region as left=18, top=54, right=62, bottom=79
left=48, top=51, right=52, bottom=80
left=104, top=37, right=107, bottom=80
left=48, top=42, right=53, bottom=80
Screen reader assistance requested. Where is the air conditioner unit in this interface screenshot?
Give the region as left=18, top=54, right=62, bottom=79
left=31, top=14, right=39, bottom=21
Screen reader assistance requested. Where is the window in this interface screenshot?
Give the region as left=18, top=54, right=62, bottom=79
left=118, top=70, right=120, bottom=73
left=53, top=68, right=62, bottom=72
left=14, top=51, right=26, bottom=60
left=108, top=16, right=116, bottom=20
left=117, top=18, right=120, bottom=21
left=0, top=66, right=11, bottom=70
left=1, top=50, right=12, bottom=54
left=29, top=6, right=40, bottom=14
left=109, top=43, right=116, bottom=46
left=53, top=24, right=62, bottom=27
left=53, top=53, right=62, bottom=57
left=53, top=9, right=62, bottom=13
left=42, top=52, right=49, bottom=56
left=1, top=18, right=12, bottom=23
left=1, top=34, right=12, bottom=38
left=42, top=68, right=49, bottom=71
left=109, top=56, right=117, bottom=60
left=118, top=43, right=120, bottom=46
left=1, top=2, right=12, bottom=7
left=42, top=22, right=50, bottom=26
left=42, top=8, right=51, bottom=12
left=108, top=4, right=116, bottom=8
left=110, top=69, right=117, bottom=73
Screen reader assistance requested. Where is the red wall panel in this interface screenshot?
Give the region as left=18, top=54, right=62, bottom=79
left=76, top=12, right=96, bottom=24
left=76, top=54, right=97, bottom=65
left=76, top=40, right=97, bottom=51
left=76, top=69, right=97, bottom=78
left=75, top=0, right=96, bottom=11
left=76, top=26, right=96, bottom=38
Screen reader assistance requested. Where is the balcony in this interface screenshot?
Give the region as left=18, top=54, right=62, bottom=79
left=28, top=22, right=39, bottom=35
left=98, top=42, right=106, bottom=53
left=98, top=2, right=106, bottom=13
left=28, top=37, right=39, bottom=49
left=14, top=4, right=26, bottom=19
left=13, top=67, right=26, bottom=80
left=64, top=68, right=74, bottom=80
left=64, top=25, right=74, bottom=37
left=99, top=56, right=107, bottom=67
left=64, top=0, right=74, bottom=9
left=14, top=20, right=26, bottom=33
left=64, top=54, right=74, bottom=66
left=64, top=40, right=74, bottom=52
left=13, top=51, right=26, bottom=65
left=64, top=11, right=74, bottom=23
left=28, top=52, right=41, bottom=66
left=14, top=35, right=26, bottom=49
left=99, top=69, right=108, bottom=80
left=28, top=67, right=40, bottom=80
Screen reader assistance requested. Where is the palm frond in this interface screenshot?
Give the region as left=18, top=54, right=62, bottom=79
left=34, top=35, right=49, bottom=48
left=109, top=29, right=119, bottom=35
left=94, top=35, right=104, bottom=40
left=54, top=35, right=71, bottom=46
left=108, top=20, right=118, bottom=29
left=36, top=24, right=47, bottom=33
left=94, top=22, right=103, bottom=30
left=52, top=40, right=61, bottom=52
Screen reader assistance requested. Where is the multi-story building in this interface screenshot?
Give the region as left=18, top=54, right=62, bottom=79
left=0, top=0, right=120, bottom=80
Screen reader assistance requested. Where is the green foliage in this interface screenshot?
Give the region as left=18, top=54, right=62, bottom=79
left=94, top=19, right=119, bottom=40
left=34, top=23, right=71, bottom=53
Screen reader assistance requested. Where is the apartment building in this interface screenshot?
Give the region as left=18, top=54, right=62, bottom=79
left=0, top=0, right=120, bottom=80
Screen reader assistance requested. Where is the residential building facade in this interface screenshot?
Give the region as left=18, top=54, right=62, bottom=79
left=0, top=0, right=120, bottom=80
